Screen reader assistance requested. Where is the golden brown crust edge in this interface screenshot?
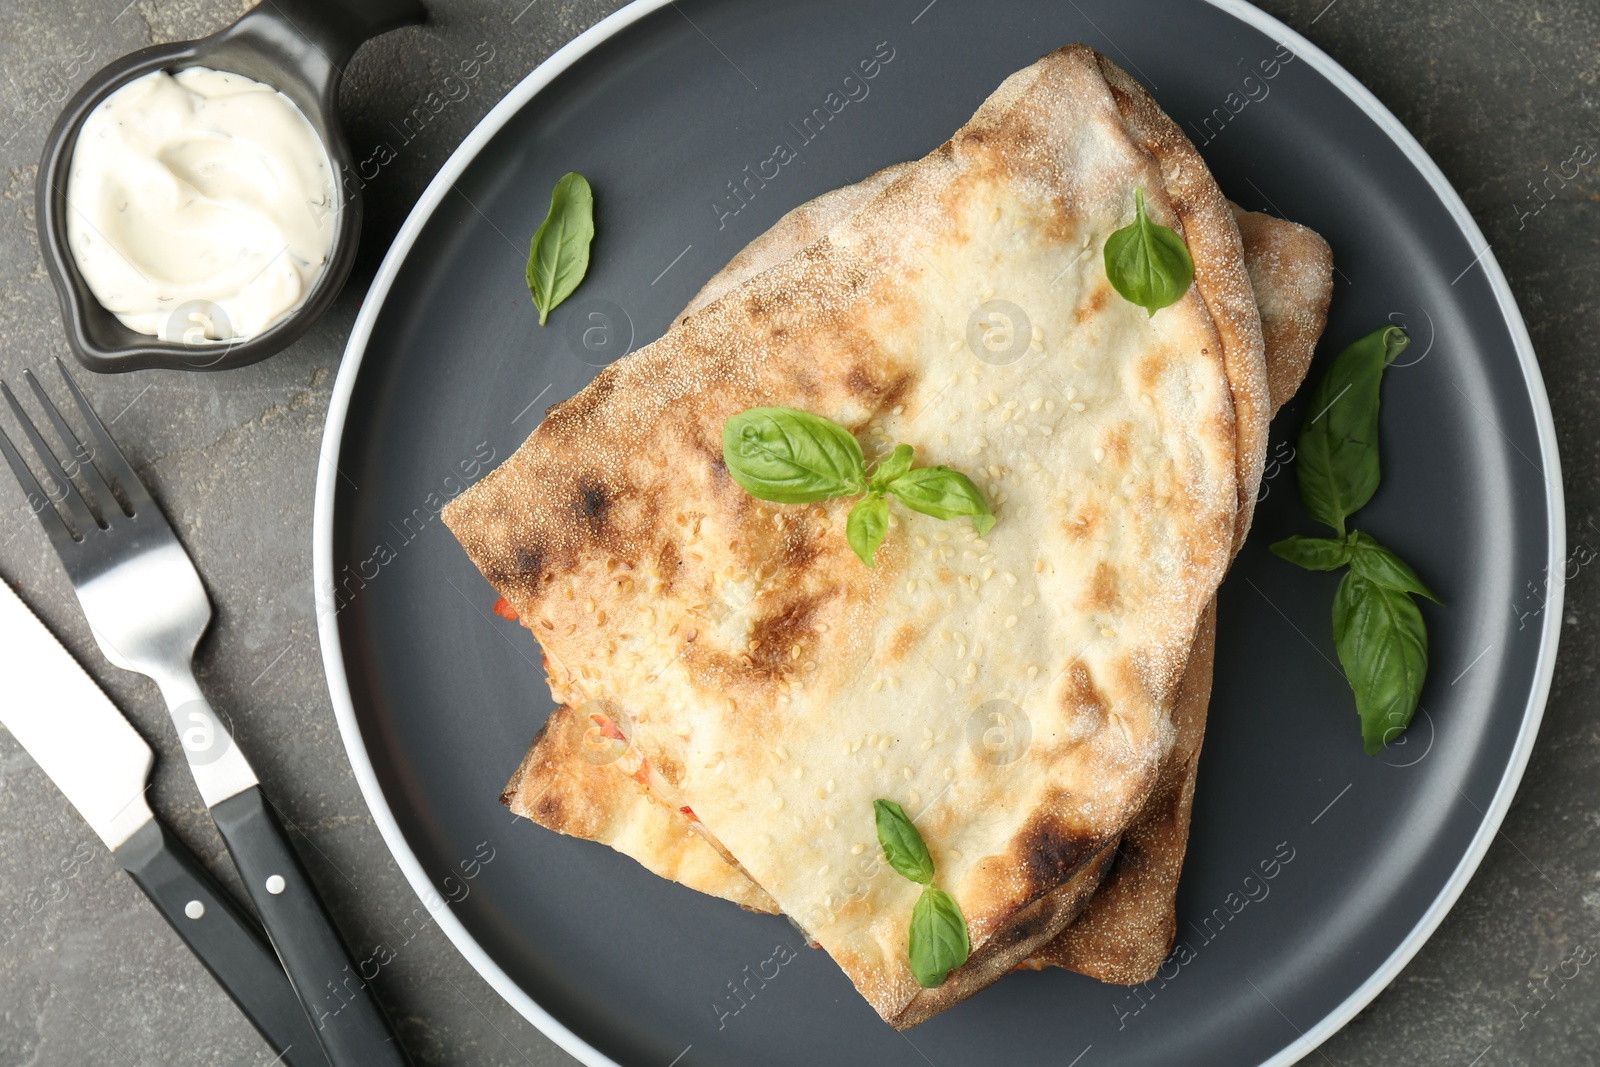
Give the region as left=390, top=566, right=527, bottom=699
left=889, top=841, right=1118, bottom=1029
left=503, top=707, right=782, bottom=914
left=678, top=163, right=913, bottom=323
left=1236, top=209, right=1335, bottom=415
left=1036, top=209, right=1331, bottom=982
left=1091, top=50, right=1268, bottom=554
left=1031, top=603, right=1214, bottom=981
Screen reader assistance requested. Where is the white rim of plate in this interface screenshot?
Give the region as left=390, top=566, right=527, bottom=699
left=312, top=1, right=1565, bottom=1064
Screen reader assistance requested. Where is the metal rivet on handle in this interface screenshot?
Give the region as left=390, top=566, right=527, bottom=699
left=184, top=900, right=205, bottom=919
left=265, top=874, right=286, bottom=895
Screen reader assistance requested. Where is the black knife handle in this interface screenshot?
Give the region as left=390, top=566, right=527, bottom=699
left=114, top=818, right=331, bottom=1067
left=211, top=785, right=412, bottom=1067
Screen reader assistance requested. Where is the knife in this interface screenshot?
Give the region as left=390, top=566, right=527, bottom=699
left=0, top=579, right=330, bottom=1067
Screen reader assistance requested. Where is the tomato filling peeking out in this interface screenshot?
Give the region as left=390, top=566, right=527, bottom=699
left=576, top=710, right=628, bottom=764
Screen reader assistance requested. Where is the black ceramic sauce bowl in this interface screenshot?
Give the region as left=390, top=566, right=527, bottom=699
left=37, top=0, right=425, bottom=373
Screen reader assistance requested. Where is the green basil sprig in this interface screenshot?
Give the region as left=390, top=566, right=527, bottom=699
left=869, top=444, right=915, bottom=491
left=875, top=800, right=969, bottom=988
left=909, top=888, right=969, bottom=988
left=1103, top=186, right=1195, bottom=316
left=886, top=467, right=995, bottom=532
left=1346, top=531, right=1436, bottom=600
left=721, top=408, right=994, bottom=566
left=874, top=797, right=935, bottom=883
left=846, top=495, right=889, bottom=567
left=1332, top=571, right=1430, bottom=754
left=526, top=172, right=595, bottom=325
left=1293, top=324, right=1409, bottom=536
left=721, top=407, right=865, bottom=503
left=1270, top=326, right=1440, bottom=755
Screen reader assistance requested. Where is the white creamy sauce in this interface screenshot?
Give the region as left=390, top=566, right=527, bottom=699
left=65, top=67, right=336, bottom=342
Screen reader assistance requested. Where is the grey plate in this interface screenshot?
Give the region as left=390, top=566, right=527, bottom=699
left=312, top=1, right=1563, bottom=1064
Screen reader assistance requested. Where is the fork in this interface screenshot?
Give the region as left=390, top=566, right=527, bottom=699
left=0, top=360, right=411, bottom=1067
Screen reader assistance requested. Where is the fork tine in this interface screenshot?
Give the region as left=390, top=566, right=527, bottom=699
left=51, top=358, right=155, bottom=516
left=0, top=420, right=44, bottom=508
left=0, top=421, right=55, bottom=523
left=0, top=413, right=83, bottom=555
left=0, top=381, right=101, bottom=536
left=23, top=369, right=124, bottom=517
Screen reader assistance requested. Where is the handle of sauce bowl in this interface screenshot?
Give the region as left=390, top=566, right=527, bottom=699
left=226, top=0, right=427, bottom=95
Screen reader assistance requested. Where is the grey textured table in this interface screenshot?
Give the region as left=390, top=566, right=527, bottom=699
left=0, top=1, right=1594, bottom=1064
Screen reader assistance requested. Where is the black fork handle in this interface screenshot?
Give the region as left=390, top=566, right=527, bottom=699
left=212, top=786, right=413, bottom=1067
left=115, top=819, right=332, bottom=1067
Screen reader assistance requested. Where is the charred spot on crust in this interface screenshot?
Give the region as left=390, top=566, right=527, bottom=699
left=532, top=790, right=565, bottom=827
left=513, top=546, right=544, bottom=576
left=1016, top=814, right=1099, bottom=902
left=778, top=525, right=821, bottom=572
left=844, top=364, right=917, bottom=413
left=741, top=287, right=780, bottom=322
left=571, top=476, right=609, bottom=527
left=747, top=596, right=820, bottom=676
left=881, top=372, right=916, bottom=412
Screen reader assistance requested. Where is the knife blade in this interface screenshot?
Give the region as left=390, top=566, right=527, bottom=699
left=0, top=580, right=153, bottom=848
left=0, top=579, right=328, bottom=1067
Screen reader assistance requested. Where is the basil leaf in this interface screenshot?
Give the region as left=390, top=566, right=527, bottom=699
left=1102, top=186, right=1195, bottom=316
left=847, top=494, right=889, bottom=567
left=869, top=444, right=916, bottom=492
left=887, top=467, right=995, bottom=535
left=1332, top=570, right=1429, bottom=755
left=908, top=886, right=970, bottom=988
left=1295, top=326, right=1409, bottom=535
left=878, top=798, right=969, bottom=986
left=721, top=407, right=866, bottom=503
left=874, top=799, right=934, bottom=885
left=526, top=172, right=595, bottom=326
left=1348, top=531, right=1440, bottom=602
left=1270, top=535, right=1352, bottom=571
